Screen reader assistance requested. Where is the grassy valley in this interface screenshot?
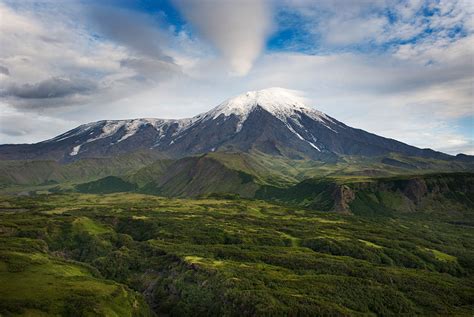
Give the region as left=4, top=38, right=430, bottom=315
left=1, top=193, right=473, bottom=316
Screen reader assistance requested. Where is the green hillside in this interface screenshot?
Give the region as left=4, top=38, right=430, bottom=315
left=0, top=232, right=151, bottom=316
left=0, top=151, right=161, bottom=186
left=139, top=155, right=260, bottom=197
left=76, top=176, right=138, bottom=194
left=126, top=159, right=174, bottom=186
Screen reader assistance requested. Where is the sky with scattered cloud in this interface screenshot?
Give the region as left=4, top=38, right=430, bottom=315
left=0, top=0, right=473, bottom=154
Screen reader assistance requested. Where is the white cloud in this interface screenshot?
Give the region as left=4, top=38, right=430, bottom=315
left=0, top=1, right=192, bottom=113
left=285, top=0, right=472, bottom=51
left=324, top=17, right=387, bottom=46
left=173, top=0, right=273, bottom=76
left=86, top=5, right=174, bottom=62
left=0, top=2, right=127, bottom=103
left=0, top=104, right=78, bottom=144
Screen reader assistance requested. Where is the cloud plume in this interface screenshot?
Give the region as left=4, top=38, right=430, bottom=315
left=174, top=0, right=272, bottom=76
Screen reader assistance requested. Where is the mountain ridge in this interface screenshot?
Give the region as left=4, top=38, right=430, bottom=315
left=0, top=88, right=468, bottom=162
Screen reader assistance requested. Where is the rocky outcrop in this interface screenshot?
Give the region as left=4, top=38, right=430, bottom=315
left=332, top=185, right=356, bottom=214
left=402, top=178, right=428, bottom=203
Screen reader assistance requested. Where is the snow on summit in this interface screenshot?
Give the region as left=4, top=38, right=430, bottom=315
left=204, top=88, right=328, bottom=132
left=208, top=88, right=320, bottom=118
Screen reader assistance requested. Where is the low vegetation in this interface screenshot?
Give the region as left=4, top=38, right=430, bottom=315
left=1, top=193, right=473, bottom=316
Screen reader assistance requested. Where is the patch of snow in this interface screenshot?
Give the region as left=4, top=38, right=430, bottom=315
left=307, top=141, right=320, bottom=151
left=285, top=122, right=321, bottom=152
left=49, top=133, right=75, bottom=143
left=70, top=145, right=81, bottom=156
left=82, top=118, right=180, bottom=145
left=45, top=122, right=98, bottom=143
left=117, top=120, right=144, bottom=143
left=96, top=121, right=126, bottom=140
left=172, top=117, right=201, bottom=135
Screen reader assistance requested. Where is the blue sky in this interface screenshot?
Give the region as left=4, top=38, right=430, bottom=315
left=0, top=0, right=473, bottom=154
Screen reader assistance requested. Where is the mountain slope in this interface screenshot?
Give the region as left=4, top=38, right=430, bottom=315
left=0, top=151, right=160, bottom=186
left=0, top=88, right=458, bottom=162
left=76, top=176, right=138, bottom=194
left=139, top=155, right=259, bottom=198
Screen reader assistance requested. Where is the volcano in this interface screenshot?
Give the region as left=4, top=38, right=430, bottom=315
left=0, top=88, right=452, bottom=161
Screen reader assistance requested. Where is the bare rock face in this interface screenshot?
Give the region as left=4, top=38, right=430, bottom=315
left=403, top=178, right=429, bottom=203
left=332, top=185, right=356, bottom=214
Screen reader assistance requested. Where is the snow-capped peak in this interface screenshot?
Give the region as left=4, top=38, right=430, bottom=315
left=42, top=87, right=340, bottom=157
left=208, top=88, right=313, bottom=117
left=203, top=87, right=329, bottom=132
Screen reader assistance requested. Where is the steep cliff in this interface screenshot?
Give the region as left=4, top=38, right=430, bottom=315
left=257, top=173, right=474, bottom=215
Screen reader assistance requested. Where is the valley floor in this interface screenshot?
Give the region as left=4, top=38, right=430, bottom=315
left=0, top=193, right=473, bottom=316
